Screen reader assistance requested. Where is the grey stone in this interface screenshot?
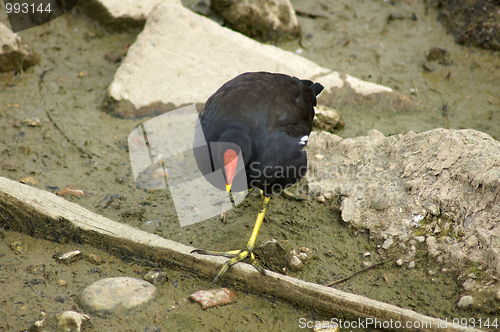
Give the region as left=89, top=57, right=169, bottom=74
left=104, top=1, right=392, bottom=118
left=78, top=0, right=181, bottom=31
left=463, top=278, right=476, bottom=291
left=382, top=238, right=394, bottom=250
left=0, top=23, right=39, bottom=73
left=457, top=295, right=474, bottom=308
left=79, top=277, right=157, bottom=316
left=211, top=0, right=300, bottom=42
left=288, top=255, right=303, bottom=271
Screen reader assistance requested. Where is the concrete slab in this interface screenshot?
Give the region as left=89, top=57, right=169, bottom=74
left=102, top=2, right=396, bottom=118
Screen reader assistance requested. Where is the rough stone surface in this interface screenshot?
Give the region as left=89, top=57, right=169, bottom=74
left=211, top=0, right=300, bottom=42
left=307, top=128, right=500, bottom=280
left=79, top=277, right=157, bottom=316
left=0, top=23, right=39, bottom=72
left=103, top=2, right=394, bottom=118
left=457, top=295, right=474, bottom=308
left=78, top=0, right=181, bottom=31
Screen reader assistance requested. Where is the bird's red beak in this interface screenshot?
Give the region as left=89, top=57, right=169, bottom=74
left=223, top=149, right=238, bottom=193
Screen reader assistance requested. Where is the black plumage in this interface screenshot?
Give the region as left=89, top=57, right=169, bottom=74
left=194, top=71, right=323, bottom=196
left=192, top=71, right=324, bottom=284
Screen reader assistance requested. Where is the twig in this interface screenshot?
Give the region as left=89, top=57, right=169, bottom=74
left=44, top=109, right=96, bottom=158
left=326, top=261, right=386, bottom=286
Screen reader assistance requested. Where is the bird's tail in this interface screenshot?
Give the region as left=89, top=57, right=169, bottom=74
left=310, top=82, right=324, bottom=97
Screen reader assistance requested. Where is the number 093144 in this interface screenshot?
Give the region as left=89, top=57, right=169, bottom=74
left=5, top=2, right=52, bottom=14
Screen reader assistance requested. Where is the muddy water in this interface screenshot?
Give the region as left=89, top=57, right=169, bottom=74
left=0, top=1, right=499, bottom=331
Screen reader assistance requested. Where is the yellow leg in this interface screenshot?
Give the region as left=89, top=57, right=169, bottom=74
left=192, top=190, right=271, bottom=285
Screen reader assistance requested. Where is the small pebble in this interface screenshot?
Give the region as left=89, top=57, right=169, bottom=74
left=190, top=288, right=236, bottom=309
left=85, top=253, right=103, bottom=265
left=457, top=295, right=474, bottom=308
left=415, top=236, right=425, bottom=243
left=55, top=295, right=72, bottom=303
left=144, top=271, right=168, bottom=285
left=396, top=259, right=403, bottom=266
left=382, top=238, right=394, bottom=250
left=115, top=175, right=128, bottom=184
left=363, top=251, right=371, bottom=257
left=408, top=261, right=415, bottom=268
left=55, top=250, right=82, bottom=264
left=58, top=279, right=68, bottom=286
left=288, top=255, right=304, bottom=271
left=298, top=247, right=313, bottom=261
left=428, top=270, right=435, bottom=276
left=316, top=195, right=326, bottom=203
left=362, top=261, right=373, bottom=268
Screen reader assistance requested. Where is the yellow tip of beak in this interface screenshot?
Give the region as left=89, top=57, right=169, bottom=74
left=226, top=184, right=232, bottom=193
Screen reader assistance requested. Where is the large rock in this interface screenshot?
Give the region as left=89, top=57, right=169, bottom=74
left=0, top=23, right=39, bottom=72
left=307, top=128, right=500, bottom=276
left=103, top=2, right=394, bottom=118
left=78, top=0, right=181, bottom=31
left=211, top=0, right=301, bottom=42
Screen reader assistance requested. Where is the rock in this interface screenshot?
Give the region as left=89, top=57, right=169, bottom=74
left=381, top=238, right=394, bottom=250
left=288, top=255, right=304, bottom=271
left=143, top=270, right=168, bottom=285
left=253, top=239, right=287, bottom=272
left=121, top=206, right=146, bottom=221
left=105, top=1, right=327, bottom=118
left=396, top=259, right=403, bottom=266
left=57, top=279, right=68, bottom=287
left=457, top=295, right=474, bottom=308
left=211, top=0, right=300, bottom=42
left=297, top=247, right=313, bottom=261
left=104, top=2, right=392, bottom=118
left=465, top=235, right=478, bottom=248
left=307, top=128, right=500, bottom=278
left=29, top=311, right=89, bottom=332
left=437, top=0, right=500, bottom=50
left=316, top=195, right=326, bottom=203
left=415, top=236, right=425, bottom=243
left=408, top=261, right=415, bottom=268
left=425, top=47, right=453, bottom=65
left=79, top=277, right=157, bottom=316
left=190, top=288, right=236, bottom=309
left=362, top=261, right=373, bottom=268
left=463, top=278, right=476, bottom=291
left=78, top=0, right=181, bottom=31
left=54, top=250, right=82, bottom=264
left=313, top=105, right=344, bottom=132
left=85, top=253, right=103, bottom=265
left=476, top=229, right=491, bottom=247
left=0, top=23, right=39, bottom=72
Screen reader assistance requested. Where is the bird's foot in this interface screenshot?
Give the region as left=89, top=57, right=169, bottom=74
left=191, top=247, right=265, bottom=286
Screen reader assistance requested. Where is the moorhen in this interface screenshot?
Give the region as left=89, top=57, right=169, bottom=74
left=192, top=71, right=324, bottom=284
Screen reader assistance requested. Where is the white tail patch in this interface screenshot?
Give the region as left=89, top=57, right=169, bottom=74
left=299, top=135, right=309, bottom=145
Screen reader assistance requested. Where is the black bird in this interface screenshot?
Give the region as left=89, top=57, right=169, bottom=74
left=192, top=71, right=324, bottom=284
